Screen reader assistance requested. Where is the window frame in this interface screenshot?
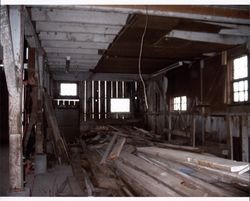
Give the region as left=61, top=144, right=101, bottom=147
left=231, top=55, right=249, bottom=104
left=171, top=95, right=188, bottom=112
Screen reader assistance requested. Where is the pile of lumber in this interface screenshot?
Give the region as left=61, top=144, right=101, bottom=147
left=76, top=125, right=250, bottom=197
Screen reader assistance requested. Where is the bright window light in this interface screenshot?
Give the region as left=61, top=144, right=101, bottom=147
left=233, top=55, right=248, bottom=102
left=173, top=96, right=187, bottom=111
left=233, top=55, right=248, bottom=79
left=60, top=83, right=77, bottom=96
left=111, top=98, right=130, bottom=113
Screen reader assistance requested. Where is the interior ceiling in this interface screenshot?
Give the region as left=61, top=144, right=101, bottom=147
left=28, top=6, right=248, bottom=75
left=95, top=14, right=234, bottom=74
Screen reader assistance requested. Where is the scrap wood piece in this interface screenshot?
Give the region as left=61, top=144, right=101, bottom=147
left=133, top=126, right=154, bottom=138
left=115, top=160, right=180, bottom=196
left=119, top=152, right=206, bottom=196
left=154, top=142, right=201, bottom=153
left=137, top=146, right=250, bottom=173
left=44, top=92, right=70, bottom=163
left=136, top=153, right=236, bottom=196
left=100, top=133, right=118, bottom=164
left=82, top=168, right=94, bottom=196
left=109, top=137, right=126, bottom=160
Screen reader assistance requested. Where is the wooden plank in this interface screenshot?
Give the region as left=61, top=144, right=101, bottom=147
left=109, top=137, right=126, bottom=160
left=137, top=147, right=250, bottom=173
left=100, top=133, right=117, bottom=164
left=137, top=153, right=235, bottom=196
left=115, top=160, right=180, bottom=196
left=44, top=92, right=70, bottom=163
left=154, top=142, right=201, bottom=152
left=119, top=152, right=206, bottom=196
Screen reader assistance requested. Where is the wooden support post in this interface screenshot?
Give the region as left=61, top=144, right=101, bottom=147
left=192, top=115, right=196, bottom=148
left=168, top=113, right=172, bottom=142
left=35, top=53, right=44, bottom=154
left=79, top=81, right=84, bottom=123
left=0, top=6, right=24, bottom=191
left=226, top=115, right=233, bottom=160
left=241, top=116, right=249, bottom=162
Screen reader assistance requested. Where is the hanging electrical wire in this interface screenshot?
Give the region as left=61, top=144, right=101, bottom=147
left=138, top=8, right=149, bottom=110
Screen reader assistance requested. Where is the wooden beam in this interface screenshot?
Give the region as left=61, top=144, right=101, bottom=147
left=0, top=5, right=24, bottom=190
left=47, top=58, right=98, bottom=64
left=219, top=28, right=250, bottom=37
left=24, top=8, right=44, bottom=54
left=36, top=21, right=122, bottom=34
left=31, top=7, right=128, bottom=26
left=39, top=32, right=116, bottom=43
left=41, top=40, right=109, bottom=50
left=33, top=5, right=250, bottom=24
left=166, top=30, right=248, bottom=45
left=52, top=72, right=149, bottom=81
left=47, top=53, right=101, bottom=60
left=44, top=47, right=99, bottom=55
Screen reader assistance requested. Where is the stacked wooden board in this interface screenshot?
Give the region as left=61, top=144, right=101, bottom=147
left=77, top=125, right=250, bottom=197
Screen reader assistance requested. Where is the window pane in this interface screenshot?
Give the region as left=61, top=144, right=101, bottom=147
left=181, top=96, right=187, bottom=104
left=233, top=82, right=239, bottom=92
left=233, top=56, right=248, bottom=79
left=234, top=92, right=239, bottom=102
left=245, top=80, right=248, bottom=90
left=60, top=83, right=77, bottom=96
left=238, top=81, right=244, bottom=91
left=174, top=97, right=180, bottom=104
left=182, top=103, right=187, bottom=111
left=239, top=91, right=245, bottom=102
left=245, top=91, right=248, bottom=101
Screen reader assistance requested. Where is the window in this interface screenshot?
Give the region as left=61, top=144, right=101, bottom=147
left=60, top=83, right=77, bottom=96
left=111, top=98, right=130, bottom=113
left=173, top=96, right=187, bottom=111
left=232, top=55, right=248, bottom=102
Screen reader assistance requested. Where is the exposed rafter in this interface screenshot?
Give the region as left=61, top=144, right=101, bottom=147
left=219, top=28, right=250, bottom=37
left=166, top=30, right=248, bottom=45
left=24, top=8, right=44, bottom=54
left=39, top=32, right=116, bottom=43
left=31, top=7, right=128, bottom=26
left=33, top=5, right=250, bottom=25
left=46, top=53, right=102, bottom=60
left=44, top=47, right=99, bottom=55
left=36, top=22, right=122, bottom=34
left=41, top=40, right=109, bottom=49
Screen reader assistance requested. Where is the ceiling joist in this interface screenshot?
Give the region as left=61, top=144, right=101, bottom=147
left=41, top=40, right=109, bottom=49
left=31, top=7, right=128, bottom=26
left=166, top=30, right=248, bottom=45
left=39, top=32, right=116, bottom=43
left=44, top=47, right=99, bottom=55
left=36, top=22, right=123, bottom=34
